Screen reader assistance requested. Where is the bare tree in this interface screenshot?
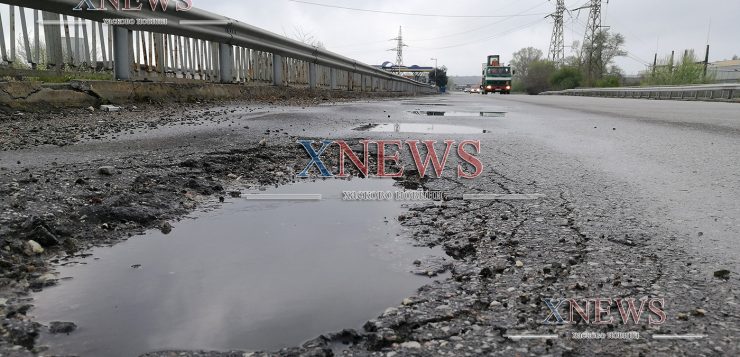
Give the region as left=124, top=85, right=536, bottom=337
left=286, top=26, right=325, bottom=49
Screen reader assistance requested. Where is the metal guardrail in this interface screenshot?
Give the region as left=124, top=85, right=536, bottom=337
left=541, top=83, right=740, bottom=101
left=0, top=0, right=435, bottom=94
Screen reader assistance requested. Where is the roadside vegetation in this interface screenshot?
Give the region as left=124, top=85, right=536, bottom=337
left=510, top=30, right=714, bottom=94
left=642, top=50, right=715, bottom=85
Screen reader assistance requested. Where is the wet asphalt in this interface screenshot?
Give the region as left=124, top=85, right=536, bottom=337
left=1, top=92, right=739, bottom=356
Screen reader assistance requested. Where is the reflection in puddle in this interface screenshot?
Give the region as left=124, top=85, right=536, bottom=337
left=32, top=179, right=443, bottom=357
left=400, top=103, right=450, bottom=106
left=411, top=111, right=506, bottom=117
left=356, top=123, right=485, bottom=134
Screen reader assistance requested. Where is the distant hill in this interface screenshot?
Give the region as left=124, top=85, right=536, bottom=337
left=449, top=76, right=481, bottom=87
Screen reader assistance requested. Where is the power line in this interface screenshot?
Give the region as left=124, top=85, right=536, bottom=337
left=288, top=0, right=550, bottom=18
left=412, top=17, right=547, bottom=50
left=409, top=0, right=549, bottom=42
left=325, top=1, right=549, bottom=51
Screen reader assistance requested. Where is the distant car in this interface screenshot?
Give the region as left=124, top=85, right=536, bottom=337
left=464, top=88, right=471, bottom=93
left=471, top=88, right=480, bottom=94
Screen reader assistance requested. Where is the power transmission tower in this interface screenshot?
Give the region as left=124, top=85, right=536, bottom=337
left=388, top=26, right=407, bottom=74
left=547, top=0, right=566, bottom=65
left=574, top=0, right=603, bottom=84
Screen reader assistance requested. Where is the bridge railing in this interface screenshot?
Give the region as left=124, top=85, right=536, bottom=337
left=0, top=0, right=434, bottom=94
left=541, top=83, right=740, bottom=101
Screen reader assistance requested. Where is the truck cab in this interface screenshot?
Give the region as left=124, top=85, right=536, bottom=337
left=481, top=55, right=513, bottom=95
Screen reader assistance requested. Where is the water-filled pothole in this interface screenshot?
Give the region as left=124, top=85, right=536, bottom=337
left=400, top=103, right=451, bottom=106
left=410, top=111, right=506, bottom=117
left=31, top=179, right=443, bottom=356
left=354, top=123, right=486, bottom=134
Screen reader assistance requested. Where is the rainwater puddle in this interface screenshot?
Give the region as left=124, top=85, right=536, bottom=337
left=355, top=123, right=486, bottom=134
left=31, top=179, right=443, bottom=357
left=411, top=110, right=507, bottom=117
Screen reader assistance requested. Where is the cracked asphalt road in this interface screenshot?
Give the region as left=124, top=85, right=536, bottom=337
left=0, top=93, right=738, bottom=356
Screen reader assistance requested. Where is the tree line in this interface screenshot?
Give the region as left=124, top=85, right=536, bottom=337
left=510, top=30, right=717, bottom=94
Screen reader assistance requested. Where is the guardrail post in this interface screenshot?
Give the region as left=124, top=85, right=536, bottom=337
left=272, top=54, right=283, bottom=86
left=330, top=68, right=337, bottom=90
left=308, top=62, right=317, bottom=89
left=219, top=43, right=233, bottom=83
left=113, top=26, right=131, bottom=80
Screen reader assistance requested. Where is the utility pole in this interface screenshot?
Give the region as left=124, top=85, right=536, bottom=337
left=703, top=44, right=710, bottom=79
left=430, top=57, right=438, bottom=86
left=388, top=26, right=407, bottom=75
left=652, top=53, right=657, bottom=76
left=547, top=0, right=566, bottom=65
left=574, top=0, right=603, bottom=85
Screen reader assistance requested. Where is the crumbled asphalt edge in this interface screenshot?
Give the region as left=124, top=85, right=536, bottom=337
left=1, top=102, right=738, bottom=357
left=0, top=93, right=399, bottom=152
left=121, top=148, right=739, bottom=357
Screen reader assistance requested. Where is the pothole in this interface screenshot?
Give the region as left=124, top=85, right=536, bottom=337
left=31, top=179, right=444, bottom=357
left=410, top=111, right=506, bottom=117
left=354, top=123, right=486, bottom=134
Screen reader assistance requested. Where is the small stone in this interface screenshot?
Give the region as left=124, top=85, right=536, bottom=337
left=26, top=240, right=44, bottom=255
left=38, top=274, right=57, bottom=282
left=400, top=341, right=421, bottom=349
left=258, top=138, right=267, bottom=147
left=160, top=222, right=173, bottom=235
left=97, top=166, right=116, bottom=176
left=515, top=260, right=524, bottom=267
left=693, top=308, right=706, bottom=316
left=49, top=321, right=77, bottom=334
left=227, top=173, right=239, bottom=179
left=100, top=105, right=120, bottom=112
left=677, top=313, right=688, bottom=321
left=713, top=269, right=730, bottom=280
left=86, top=106, right=95, bottom=112
left=0, top=298, right=7, bottom=306
left=402, top=298, right=413, bottom=306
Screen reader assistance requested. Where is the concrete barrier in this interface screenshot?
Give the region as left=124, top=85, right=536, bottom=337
left=541, top=84, right=740, bottom=103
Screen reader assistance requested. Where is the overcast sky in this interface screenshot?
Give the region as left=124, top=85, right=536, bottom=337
left=199, top=0, right=739, bottom=76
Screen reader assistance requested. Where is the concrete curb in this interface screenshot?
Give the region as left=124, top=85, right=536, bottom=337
left=0, top=81, right=427, bottom=112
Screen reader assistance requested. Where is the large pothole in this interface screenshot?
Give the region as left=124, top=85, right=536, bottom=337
left=30, top=179, right=445, bottom=356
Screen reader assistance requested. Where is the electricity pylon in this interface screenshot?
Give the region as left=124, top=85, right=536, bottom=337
left=547, top=0, right=566, bottom=65
left=388, top=26, right=407, bottom=74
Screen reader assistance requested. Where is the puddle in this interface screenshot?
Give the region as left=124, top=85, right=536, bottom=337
left=400, top=103, right=450, bottom=106
left=355, top=123, right=486, bottom=134
left=31, top=179, right=443, bottom=357
left=410, top=111, right=506, bottom=117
